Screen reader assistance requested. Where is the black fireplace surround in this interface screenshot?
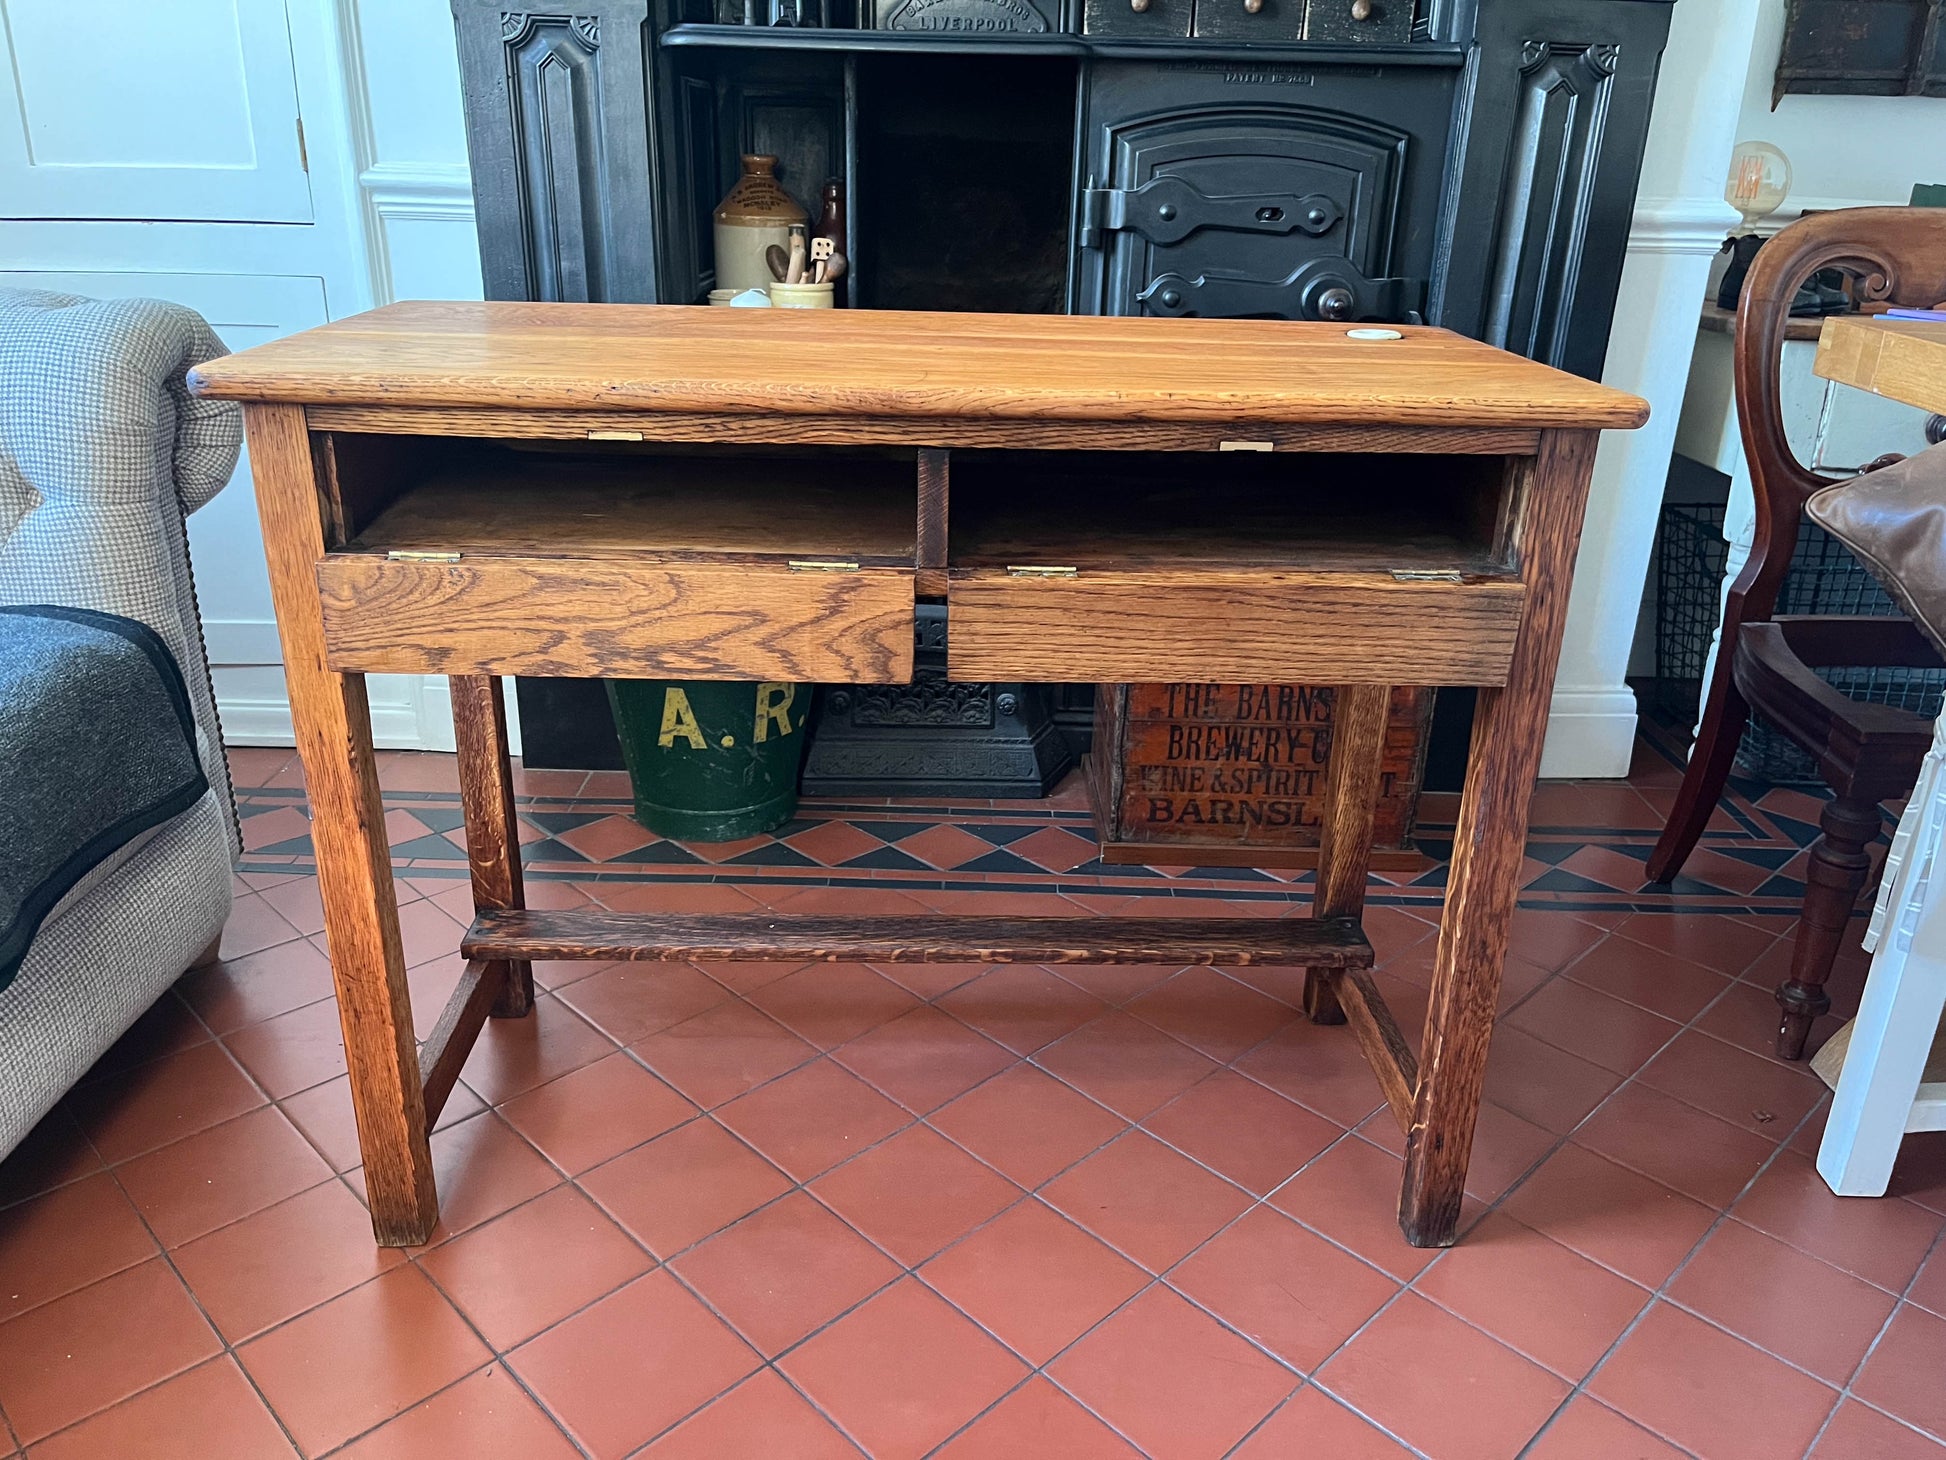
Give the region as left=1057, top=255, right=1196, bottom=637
left=450, top=0, right=1675, bottom=783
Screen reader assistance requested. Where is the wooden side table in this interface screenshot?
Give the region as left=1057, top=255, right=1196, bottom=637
left=191, top=303, right=1648, bottom=1248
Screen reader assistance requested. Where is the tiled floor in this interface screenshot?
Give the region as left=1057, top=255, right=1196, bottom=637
left=2, top=736, right=1944, bottom=1459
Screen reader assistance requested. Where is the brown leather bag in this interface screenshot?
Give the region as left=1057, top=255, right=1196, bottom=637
left=1806, top=441, right=1946, bottom=659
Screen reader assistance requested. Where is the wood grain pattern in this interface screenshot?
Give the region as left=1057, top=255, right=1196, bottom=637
left=316, top=556, right=916, bottom=681
left=947, top=571, right=1525, bottom=685
left=1341, top=967, right=1420, bottom=1134
left=1304, top=683, right=1392, bottom=1026
left=1815, top=315, right=1946, bottom=416
left=189, top=301, right=1649, bottom=429
left=246, top=404, right=437, bottom=1246
left=419, top=959, right=505, bottom=1125
left=462, top=908, right=1376, bottom=968
left=1400, top=430, right=1601, bottom=1248
left=303, top=404, right=1545, bottom=456
left=450, top=676, right=532, bottom=1020
left=917, top=447, right=948, bottom=597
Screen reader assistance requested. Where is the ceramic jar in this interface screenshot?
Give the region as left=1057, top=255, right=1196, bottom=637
left=712, top=155, right=807, bottom=297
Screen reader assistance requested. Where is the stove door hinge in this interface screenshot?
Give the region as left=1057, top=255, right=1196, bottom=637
left=1080, top=177, right=1343, bottom=251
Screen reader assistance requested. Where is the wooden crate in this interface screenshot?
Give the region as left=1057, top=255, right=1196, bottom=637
left=1088, top=683, right=1434, bottom=868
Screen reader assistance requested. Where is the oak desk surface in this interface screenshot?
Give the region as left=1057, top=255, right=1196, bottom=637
left=1816, top=314, right=1946, bottom=416
left=190, top=300, right=1650, bottom=430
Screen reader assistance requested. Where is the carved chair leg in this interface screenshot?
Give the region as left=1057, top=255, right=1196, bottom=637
left=1646, top=668, right=1753, bottom=884
left=1776, top=794, right=1883, bottom=1060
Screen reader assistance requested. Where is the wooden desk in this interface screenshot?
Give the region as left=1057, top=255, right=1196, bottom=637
left=1816, top=313, right=1946, bottom=416
left=192, top=302, right=1648, bottom=1249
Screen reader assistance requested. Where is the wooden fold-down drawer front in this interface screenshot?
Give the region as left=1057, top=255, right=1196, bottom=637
left=317, top=555, right=915, bottom=682
left=947, top=569, right=1526, bottom=685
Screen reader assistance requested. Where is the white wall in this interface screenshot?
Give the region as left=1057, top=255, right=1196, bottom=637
left=1737, top=0, right=1946, bottom=213
left=0, top=0, right=482, bottom=753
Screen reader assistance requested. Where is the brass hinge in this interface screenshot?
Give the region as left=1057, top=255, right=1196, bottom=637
left=387, top=549, right=461, bottom=562
left=1007, top=565, right=1079, bottom=578
left=1391, top=569, right=1464, bottom=583
left=296, top=118, right=308, bottom=172
left=788, top=559, right=860, bottom=572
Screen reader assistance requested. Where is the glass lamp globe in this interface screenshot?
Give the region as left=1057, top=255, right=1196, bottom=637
left=1725, top=141, right=1792, bottom=230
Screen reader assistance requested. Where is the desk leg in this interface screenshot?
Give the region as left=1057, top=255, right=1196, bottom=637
left=1305, top=684, right=1391, bottom=1024
left=450, top=675, right=533, bottom=1018
left=1401, top=431, right=1599, bottom=1247
left=247, top=404, right=436, bottom=1247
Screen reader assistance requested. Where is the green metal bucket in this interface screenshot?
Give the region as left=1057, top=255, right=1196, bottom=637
left=604, top=679, right=811, bottom=842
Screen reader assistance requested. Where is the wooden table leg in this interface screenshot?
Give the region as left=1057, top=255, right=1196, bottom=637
left=1400, top=430, right=1600, bottom=1247
left=1305, top=683, right=1391, bottom=1025
left=450, top=675, right=533, bottom=1018
left=248, top=404, right=437, bottom=1246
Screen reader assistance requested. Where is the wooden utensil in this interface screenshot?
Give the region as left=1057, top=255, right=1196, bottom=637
left=765, top=244, right=790, bottom=282
left=785, top=227, right=808, bottom=285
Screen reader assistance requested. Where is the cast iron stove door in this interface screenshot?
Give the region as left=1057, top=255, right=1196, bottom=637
left=1080, top=103, right=1421, bottom=322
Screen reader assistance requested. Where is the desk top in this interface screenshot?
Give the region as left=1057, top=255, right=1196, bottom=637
left=1816, top=314, right=1946, bottom=416
left=190, top=301, right=1649, bottom=431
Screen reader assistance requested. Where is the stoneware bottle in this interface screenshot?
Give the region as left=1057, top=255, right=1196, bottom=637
left=713, top=155, right=807, bottom=297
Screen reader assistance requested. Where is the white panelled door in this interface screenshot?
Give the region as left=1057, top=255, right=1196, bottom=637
left=0, top=0, right=312, bottom=222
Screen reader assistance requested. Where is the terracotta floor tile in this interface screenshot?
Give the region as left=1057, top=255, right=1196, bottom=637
left=937, top=1382, right=1144, bottom=1458
left=929, top=1064, right=1128, bottom=1188
left=936, top=964, right=1110, bottom=1055
left=372, top=1112, right=562, bottom=1245
left=1911, top=1243, right=1946, bottom=1318
left=1050, top=1284, right=1297, bottom=1460
left=458, top=996, right=616, bottom=1105
left=1523, top=1395, right=1694, bottom=1459
left=552, top=961, right=728, bottom=1046
left=811, top=1124, right=1020, bottom=1266
left=68, top=1040, right=267, bottom=1163
left=114, top=1105, right=331, bottom=1247
left=1233, top=1018, right=1392, bottom=1129
left=831, top=1006, right=1015, bottom=1114
left=1007, top=825, right=1100, bottom=873
left=1612, top=912, right=1780, bottom=978
left=24, top=1357, right=294, bottom=1460
left=496, top=1053, right=697, bottom=1175
left=393, top=897, right=469, bottom=970
left=1811, top=1399, right=1946, bottom=1458
left=1230, top=1386, right=1417, bottom=1458
left=258, top=872, right=327, bottom=937
left=1124, top=967, right=1298, bottom=1061
left=868, top=957, right=991, bottom=1002
left=579, top=1118, right=791, bottom=1260
left=1504, top=976, right=1682, bottom=1076
left=1564, top=933, right=1736, bottom=1022
left=1319, top=1291, right=1569, bottom=1460
left=1589, top=1300, right=1838, bottom=1460
left=1575, top=1081, right=1780, bottom=1208
left=628, top=999, right=819, bottom=1110
left=1415, top=1211, right=1649, bottom=1379
left=1852, top=1303, right=1946, bottom=1441
left=636, top=1369, right=860, bottom=1459
left=1636, top=1027, right=1827, bottom=1136
left=238, top=1265, right=488, bottom=1456
left=747, top=962, right=922, bottom=1050
left=1267, top=1136, right=1439, bottom=1282
left=781, top=1278, right=1028, bottom=1460
left=510, top=1268, right=762, bottom=1459
left=1036, top=1011, right=1220, bottom=1122
left=716, top=1058, right=909, bottom=1182
left=334, top=1363, right=582, bottom=1460
left=920, top=1198, right=1148, bottom=1364
left=279, top=1073, right=482, bottom=1175
left=670, top=1191, right=899, bottom=1356
left=0, top=1257, right=219, bottom=1444
left=1168, top=1204, right=1399, bottom=1371
left=0, top=1108, right=102, bottom=1209
left=215, top=892, right=307, bottom=958
left=172, top=1180, right=403, bottom=1343
left=0, top=1171, right=156, bottom=1323
left=1143, top=1070, right=1340, bottom=1196
left=1667, top=1219, right=1899, bottom=1384
left=1357, top=1098, right=1559, bottom=1205
left=418, top=1185, right=652, bottom=1349
left=1501, top=1143, right=1717, bottom=1288
left=1732, top=1151, right=1944, bottom=1292
left=1042, top=1130, right=1251, bottom=1273
left=1505, top=908, right=1611, bottom=973
left=896, top=823, right=999, bottom=872
left=1479, top=1025, right=1625, bottom=1135
left=178, top=937, right=335, bottom=1036
left=223, top=998, right=350, bottom=1102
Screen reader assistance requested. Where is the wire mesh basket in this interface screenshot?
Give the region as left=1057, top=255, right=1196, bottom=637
left=1653, top=501, right=1946, bottom=786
